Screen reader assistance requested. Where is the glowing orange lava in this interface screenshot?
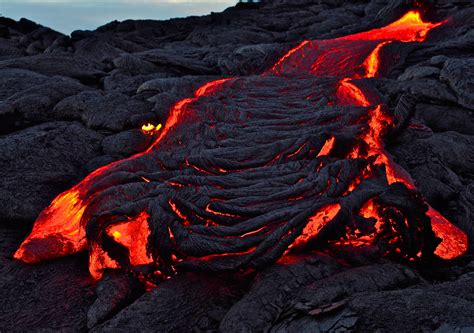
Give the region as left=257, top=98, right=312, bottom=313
left=14, top=189, right=86, bottom=263
left=15, top=11, right=467, bottom=281
left=271, top=40, right=310, bottom=74
left=106, top=212, right=153, bottom=264
left=363, top=41, right=391, bottom=78
left=14, top=78, right=233, bottom=269
left=272, top=10, right=467, bottom=259
left=337, top=79, right=371, bottom=107
left=428, top=207, right=468, bottom=259
left=90, top=212, right=153, bottom=279
left=317, top=137, right=336, bottom=157
left=293, top=204, right=341, bottom=246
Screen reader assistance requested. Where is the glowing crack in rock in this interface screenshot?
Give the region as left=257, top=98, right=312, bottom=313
left=15, top=11, right=467, bottom=282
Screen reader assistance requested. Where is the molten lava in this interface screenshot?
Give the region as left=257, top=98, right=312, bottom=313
left=293, top=204, right=341, bottom=246
left=15, top=11, right=467, bottom=282
left=141, top=123, right=162, bottom=134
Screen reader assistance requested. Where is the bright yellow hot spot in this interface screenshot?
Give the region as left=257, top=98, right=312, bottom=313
left=141, top=123, right=162, bottom=134
left=112, top=231, right=122, bottom=239
left=389, top=10, right=427, bottom=29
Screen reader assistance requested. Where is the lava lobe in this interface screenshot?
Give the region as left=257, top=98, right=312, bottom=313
left=15, top=11, right=467, bottom=282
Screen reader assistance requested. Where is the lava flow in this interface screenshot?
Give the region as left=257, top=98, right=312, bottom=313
left=15, top=11, right=467, bottom=282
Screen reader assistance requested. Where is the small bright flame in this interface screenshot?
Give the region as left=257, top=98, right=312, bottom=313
left=141, top=123, right=162, bottom=134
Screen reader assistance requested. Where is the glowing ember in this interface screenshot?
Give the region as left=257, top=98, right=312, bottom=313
left=142, top=123, right=162, bottom=134
left=15, top=11, right=467, bottom=282
left=293, top=204, right=341, bottom=246
left=317, top=137, right=336, bottom=157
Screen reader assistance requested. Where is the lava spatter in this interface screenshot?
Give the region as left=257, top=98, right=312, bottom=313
left=15, top=11, right=467, bottom=281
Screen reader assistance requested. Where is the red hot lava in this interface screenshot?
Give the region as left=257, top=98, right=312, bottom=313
left=15, top=11, right=468, bottom=281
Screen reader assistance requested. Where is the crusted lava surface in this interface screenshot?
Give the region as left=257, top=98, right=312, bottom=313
left=1, top=0, right=474, bottom=332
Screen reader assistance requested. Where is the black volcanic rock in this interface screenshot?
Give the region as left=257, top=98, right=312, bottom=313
left=0, top=122, right=103, bottom=224
left=94, top=272, right=245, bottom=332
left=101, top=129, right=152, bottom=158
left=87, top=271, right=144, bottom=329
left=440, top=58, right=474, bottom=110
left=415, top=103, right=474, bottom=135
left=53, top=90, right=154, bottom=132
left=0, top=228, right=95, bottom=331
left=0, top=54, right=105, bottom=84
left=5, top=78, right=88, bottom=129
left=0, top=68, right=51, bottom=100
left=0, top=0, right=474, bottom=331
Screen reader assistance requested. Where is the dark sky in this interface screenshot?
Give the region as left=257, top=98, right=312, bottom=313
left=1, top=1, right=236, bottom=34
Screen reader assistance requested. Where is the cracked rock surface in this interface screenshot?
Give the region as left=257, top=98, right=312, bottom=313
left=0, top=0, right=473, bottom=331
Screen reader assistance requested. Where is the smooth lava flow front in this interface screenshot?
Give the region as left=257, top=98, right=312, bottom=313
left=15, top=11, right=468, bottom=283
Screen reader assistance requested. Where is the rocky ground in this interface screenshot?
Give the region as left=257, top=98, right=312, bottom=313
left=1, top=0, right=474, bottom=331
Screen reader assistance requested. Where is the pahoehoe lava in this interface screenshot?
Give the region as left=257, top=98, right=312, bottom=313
left=14, top=10, right=468, bottom=283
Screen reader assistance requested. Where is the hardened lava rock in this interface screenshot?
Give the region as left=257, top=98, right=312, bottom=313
left=1, top=0, right=473, bottom=331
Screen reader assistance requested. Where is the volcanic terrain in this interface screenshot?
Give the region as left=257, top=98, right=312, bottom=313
left=1, top=0, right=474, bottom=331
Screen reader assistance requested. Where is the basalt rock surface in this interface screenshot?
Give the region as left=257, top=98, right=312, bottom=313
left=1, top=0, right=474, bottom=332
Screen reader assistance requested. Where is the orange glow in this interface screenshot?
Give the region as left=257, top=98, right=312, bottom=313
left=378, top=10, right=443, bottom=41
left=106, top=211, right=153, bottom=266
left=14, top=10, right=467, bottom=283
left=343, top=10, right=444, bottom=43
left=147, top=78, right=232, bottom=153
left=428, top=207, right=468, bottom=259
left=359, top=199, right=384, bottom=234
left=15, top=76, right=233, bottom=277
left=271, top=11, right=444, bottom=78
left=89, top=244, right=119, bottom=280
left=349, top=100, right=466, bottom=259
left=271, top=40, right=310, bottom=74
left=363, top=41, right=391, bottom=78
left=140, top=176, right=151, bottom=183
left=360, top=199, right=377, bottom=219
left=337, top=79, right=371, bottom=107
left=328, top=11, right=465, bottom=259
left=293, top=204, right=341, bottom=246
left=13, top=189, right=86, bottom=263
left=287, top=143, right=306, bottom=158
left=317, top=137, right=336, bottom=157
left=195, top=78, right=233, bottom=97
left=169, top=199, right=190, bottom=226
left=205, top=203, right=240, bottom=218
left=89, top=212, right=153, bottom=279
